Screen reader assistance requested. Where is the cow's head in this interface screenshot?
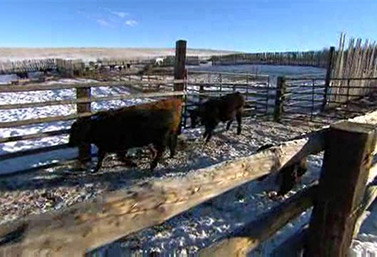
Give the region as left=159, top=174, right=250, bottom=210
left=68, top=118, right=92, bottom=147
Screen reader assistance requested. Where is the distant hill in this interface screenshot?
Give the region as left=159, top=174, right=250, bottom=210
left=0, top=47, right=241, bottom=62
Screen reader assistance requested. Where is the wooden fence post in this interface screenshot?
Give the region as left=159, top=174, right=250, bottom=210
left=274, top=76, right=286, bottom=122
left=321, top=46, right=335, bottom=111
left=304, top=121, right=377, bottom=257
left=76, top=87, right=91, bottom=163
left=174, top=40, right=187, bottom=92
left=174, top=40, right=186, bottom=134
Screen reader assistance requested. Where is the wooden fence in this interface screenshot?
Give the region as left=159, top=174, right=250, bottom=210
left=0, top=59, right=56, bottom=75
left=210, top=50, right=331, bottom=68
left=331, top=34, right=377, bottom=103
left=1, top=110, right=377, bottom=256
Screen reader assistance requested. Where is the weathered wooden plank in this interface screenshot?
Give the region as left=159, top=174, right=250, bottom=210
left=0, top=91, right=185, bottom=110
left=304, top=121, right=377, bottom=257
left=0, top=112, right=92, bottom=129
left=0, top=134, right=325, bottom=256
left=0, top=79, right=183, bottom=93
left=0, top=144, right=70, bottom=161
left=0, top=129, right=69, bottom=144
left=199, top=184, right=317, bottom=257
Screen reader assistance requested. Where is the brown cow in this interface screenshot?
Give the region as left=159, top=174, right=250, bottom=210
left=69, top=98, right=183, bottom=172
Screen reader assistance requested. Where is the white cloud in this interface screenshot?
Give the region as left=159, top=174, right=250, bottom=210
left=125, top=20, right=138, bottom=27
left=111, top=11, right=128, bottom=18
left=78, top=8, right=133, bottom=28
left=96, top=19, right=112, bottom=27
left=104, top=8, right=128, bottom=18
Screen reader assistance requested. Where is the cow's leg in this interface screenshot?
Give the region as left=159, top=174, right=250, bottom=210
left=203, top=128, right=209, bottom=139
left=204, top=122, right=217, bottom=143
left=205, top=129, right=213, bottom=143
left=236, top=110, right=242, bottom=135
left=150, top=144, right=166, bottom=171
left=149, top=145, right=157, bottom=158
left=94, top=149, right=106, bottom=173
left=117, top=150, right=137, bottom=168
left=226, top=119, right=234, bottom=130
left=169, top=134, right=178, bottom=158
left=116, top=151, right=126, bottom=160
left=276, top=166, right=296, bottom=196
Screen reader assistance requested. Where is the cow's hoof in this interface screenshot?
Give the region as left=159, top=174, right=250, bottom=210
left=267, top=191, right=278, bottom=199
left=150, top=163, right=157, bottom=171
left=123, top=159, right=138, bottom=168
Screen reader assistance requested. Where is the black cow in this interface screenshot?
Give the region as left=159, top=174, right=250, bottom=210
left=189, top=92, right=245, bottom=143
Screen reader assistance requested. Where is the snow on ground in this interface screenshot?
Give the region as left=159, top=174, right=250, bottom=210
left=0, top=74, right=376, bottom=256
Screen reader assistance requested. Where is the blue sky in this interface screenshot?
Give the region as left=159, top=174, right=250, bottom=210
left=0, top=0, right=376, bottom=52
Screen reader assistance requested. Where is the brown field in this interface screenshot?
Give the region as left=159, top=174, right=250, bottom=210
left=0, top=47, right=239, bottom=62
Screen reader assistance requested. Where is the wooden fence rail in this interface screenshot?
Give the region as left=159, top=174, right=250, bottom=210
left=0, top=79, right=182, bottom=93
left=199, top=183, right=318, bottom=257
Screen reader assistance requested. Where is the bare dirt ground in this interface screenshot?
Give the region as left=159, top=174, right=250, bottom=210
left=0, top=48, right=238, bottom=62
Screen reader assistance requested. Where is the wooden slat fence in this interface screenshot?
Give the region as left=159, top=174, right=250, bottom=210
left=0, top=59, right=56, bottom=75
left=331, top=33, right=377, bottom=103
left=210, top=50, right=331, bottom=68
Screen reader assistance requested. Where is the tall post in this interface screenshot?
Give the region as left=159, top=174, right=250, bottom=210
left=274, top=76, right=286, bottom=122
left=76, top=87, right=92, bottom=163
left=304, top=121, right=377, bottom=257
left=174, top=40, right=187, bottom=92
left=174, top=40, right=186, bottom=135
left=321, top=46, right=335, bottom=111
